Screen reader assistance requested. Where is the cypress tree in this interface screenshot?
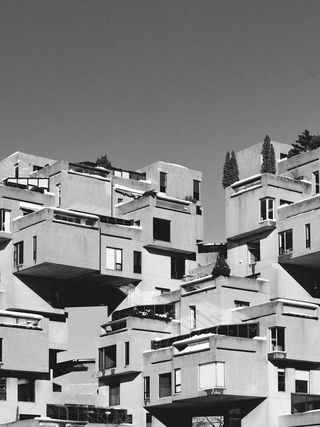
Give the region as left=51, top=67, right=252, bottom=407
left=222, top=151, right=232, bottom=188
left=261, top=135, right=271, bottom=173
left=230, top=151, right=239, bottom=183
left=212, top=254, right=231, bottom=279
left=269, top=144, right=276, bottom=174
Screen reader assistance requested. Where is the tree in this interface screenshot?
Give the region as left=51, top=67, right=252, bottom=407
left=260, top=135, right=276, bottom=174
left=95, top=154, right=112, bottom=169
left=310, top=135, right=320, bottom=150
left=287, top=129, right=315, bottom=157
left=212, top=254, right=230, bottom=279
left=230, top=150, right=239, bottom=182
left=222, top=151, right=239, bottom=188
left=193, top=416, right=224, bottom=427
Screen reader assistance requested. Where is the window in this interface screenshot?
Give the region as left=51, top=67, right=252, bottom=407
left=270, top=327, right=285, bottom=352
left=0, top=338, right=2, bottom=363
left=146, top=413, right=152, bottom=426
left=190, top=306, right=196, bottom=329
left=279, top=230, right=293, bottom=255
left=234, top=300, right=250, bottom=308
left=159, top=373, right=171, bottom=398
left=99, top=345, right=117, bottom=371
left=33, top=165, right=42, bottom=172
left=0, top=210, right=10, bottom=232
left=117, top=198, right=123, bottom=204
left=133, top=251, right=142, bottom=274
left=314, top=171, right=320, bottom=194
left=109, top=383, right=120, bottom=406
left=124, top=342, right=129, bottom=366
left=14, top=241, right=24, bottom=268
left=174, top=368, right=181, bottom=394
left=18, top=379, right=35, bottom=402
left=155, top=287, right=170, bottom=295
left=247, top=240, right=260, bottom=264
left=106, top=247, right=123, bottom=271
left=14, top=163, right=19, bottom=178
left=33, top=236, right=37, bottom=262
left=199, top=362, right=225, bottom=390
left=153, top=218, right=170, bottom=242
left=52, top=383, right=62, bottom=392
left=260, top=198, right=274, bottom=221
left=0, top=377, right=6, bottom=400
left=144, top=376, right=150, bottom=401
left=305, top=224, right=311, bottom=248
left=278, top=369, right=285, bottom=392
left=160, top=172, right=167, bottom=193
left=171, top=256, right=185, bottom=279
left=193, top=180, right=200, bottom=201
left=295, top=370, right=309, bottom=394
left=280, top=199, right=293, bottom=206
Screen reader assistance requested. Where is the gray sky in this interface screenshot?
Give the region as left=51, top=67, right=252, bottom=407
left=1, top=0, right=320, bottom=242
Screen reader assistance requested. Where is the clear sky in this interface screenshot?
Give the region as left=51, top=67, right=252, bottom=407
left=1, top=0, right=320, bottom=243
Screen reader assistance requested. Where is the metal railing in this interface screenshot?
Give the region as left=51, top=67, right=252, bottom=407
left=3, top=177, right=49, bottom=192
left=47, top=404, right=131, bottom=424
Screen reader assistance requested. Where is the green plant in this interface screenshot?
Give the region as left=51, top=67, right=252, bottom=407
left=212, top=254, right=230, bottom=278
left=261, top=135, right=276, bottom=174
left=222, top=151, right=239, bottom=188
left=95, top=154, right=112, bottom=169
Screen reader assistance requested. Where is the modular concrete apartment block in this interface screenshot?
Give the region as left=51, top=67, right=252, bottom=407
left=1, top=143, right=320, bottom=427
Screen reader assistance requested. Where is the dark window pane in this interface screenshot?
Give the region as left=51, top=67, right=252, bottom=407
left=153, top=218, right=170, bottom=242
left=159, top=373, right=171, bottom=398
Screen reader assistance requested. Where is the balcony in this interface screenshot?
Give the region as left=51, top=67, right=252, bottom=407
left=3, top=177, right=49, bottom=192
left=292, top=393, right=320, bottom=414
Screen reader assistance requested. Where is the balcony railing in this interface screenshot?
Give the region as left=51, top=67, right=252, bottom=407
left=152, top=322, right=259, bottom=350
left=100, top=216, right=134, bottom=226
left=0, top=310, right=42, bottom=329
left=3, top=177, right=49, bottom=192
left=47, top=404, right=130, bottom=424
left=111, top=167, right=146, bottom=181
left=69, top=162, right=111, bottom=178
left=112, top=304, right=175, bottom=322
left=292, top=393, right=320, bottom=414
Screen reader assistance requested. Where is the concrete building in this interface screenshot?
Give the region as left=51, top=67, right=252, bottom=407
left=2, top=140, right=320, bottom=427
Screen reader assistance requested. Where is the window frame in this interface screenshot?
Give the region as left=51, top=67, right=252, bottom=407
left=14, top=241, right=24, bottom=268
left=259, top=197, right=275, bottom=222
left=133, top=251, right=142, bottom=274
left=144, top=376, right=150, bottom=401
left=171, top=256, right=185, bottom=280
left=153, top=218, right=171, bottom=242
left=193, top=180, right=200, bottom=201
left=190, top=305, right=196, bottom=329
left=278, top=368, right=286, bottom=392
left=159, top=172, right=167, bottom=193
left=278, top=229, right=293, bottom=255
left=109, top=383, right=120, bottom=406
left=124, top=341, right=129, bottom=366
left=270, top=327, right=285, bottom=352
left=305, top=224, right=311, bottom=249
left=0, top=209, right=10, bottom=232
left=198, top=362, right=225, bottom=390
left=159, top=372, right=172, bottom=398
left=106, top=247, right=123, bottom=271
left=174, top=368, right=181, bottom=394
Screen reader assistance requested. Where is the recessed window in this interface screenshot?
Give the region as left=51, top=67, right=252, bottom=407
left=33, top=236, right=37, bottom=262
left=278, top=369, right=285, bottom=392
left=280, top=199, right=293, bottom=206
left=13, top=241, right=24, bottom=268
left=0, top=377, right=6, bottom=400
left=18, top=379, right=35, bottom=402
left=314, top=171, right=320, bottom=194
left=279, top=230, right=293, bottom=255
left=109, top=383, right=120, bottom=406
left=270, top=327, right=285, bottom=352
left=106, top=247, right=123, bottom=271
left=99, top=345, right=117, bottom=371
left=153, top=218, right=170, bottom=242
left=133, top=251, right=142, bottom=274
left=305, top=224, right=311, bottom=248
left=234, top=300, right=250, bottom=308
left=260, top=198, right=274, bottom=221
left=155, top=287, right=170, bottom=295
left=174, top=368, right=181, bottom=394
left=171, top=256, right=185, bottom=279
left=193, top=180, right=200, bottom=201
left=0, top=210, right=10, bottom=232
left=159, top=372, right=171, bottom=398
left=160, top=172, right=167, bottom=193
left=144, top=376, right=150, bottom=401
left=247, top=240, right=260, bottom=264
left=190, top=305, right=196, bottom=329
left=199, top=362, right=225, bottom=390
left=295, top=370, right=309, bottom=394
left=124, top=342, right=129, bottom=366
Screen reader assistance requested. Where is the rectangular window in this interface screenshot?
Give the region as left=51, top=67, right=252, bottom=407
left=270, top=327, right=285, bottom=352
left=0, top=338, right=2, bottom=363
left=14, top=163, right=19, bottom=179
left=280, top=199, right=293, bottom=206
left=247, top=240, right=260, bottom=264
left=171, top=256, right=185, bottom=279
left=106, top=247, right=123, bottom=271
left=190, top=305, right=196, bottom=329
left=14, top=241, right=24, bottom=268
left=278, top=369, right=285, bottom=392
left=18, top=379, right=35, bottom=402
left=193, top=180, right=200, bottom=201
left=133, top=251, right=142, bottom=274
left=124, top=342, right=129, bottom=366
left=153, top=218, right=170, bottom=242
left=234, top=300, right=250, bottom=308
left=99, top=345, right=117, bottom=371
left=160, top=172, right=167, bottom=193
left=314, top=171, right=320, bottom=194
left=199, top=362, right=225, bottom=390
left=0, top=210, right=10, bottom=232
left=279, top=230, right=293, bottom=255
left=155, top=287, right=170, bottom=295
left=174, top=368, right=181, bottom=394
left=144, top=376, right=150, bottom=401
left=109, top=383, right=120, bottom=406
left=295, top=370, right=309, bottom=394
left=305, top=224, right=311, bottom=248
left=159, top=372, right=171, bottom=398
left=260, top=198, right=274, bottom=221
left=33, top=236, right=37, bottom=261
left=0, top=377, right=6, bottom=400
